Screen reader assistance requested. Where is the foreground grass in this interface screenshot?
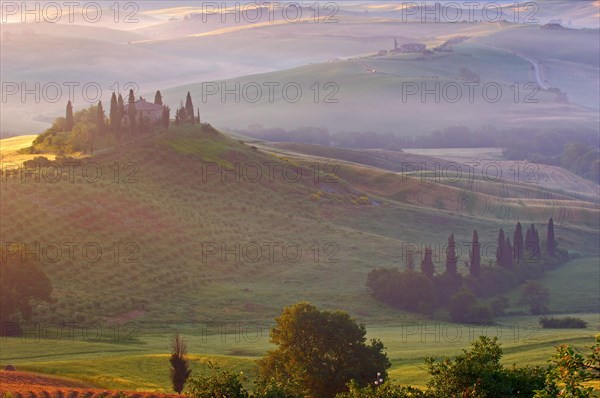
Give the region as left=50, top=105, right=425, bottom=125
left=1, top=314, right=598, bottom=391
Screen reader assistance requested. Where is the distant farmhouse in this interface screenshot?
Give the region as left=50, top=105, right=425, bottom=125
left=391, top=38, right=427, bottom=53
left=124, top=97, right=163, bottom=124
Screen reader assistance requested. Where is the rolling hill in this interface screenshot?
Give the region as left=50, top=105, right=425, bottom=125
left=1, top=126, right=598, bottom=328
left=1, top=126, right=599, bottom=391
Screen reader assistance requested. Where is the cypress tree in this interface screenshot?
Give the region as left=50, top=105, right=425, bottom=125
left=406, top=251, right=415, bottom=272
left=421, top=246, right=434, bottom=279
left=109, top=92, right=121, bottom=136
left=118, top=93, right=125, bottom=116
left=496, top=228, right=506, bottom=267
left=524, top=226, right=533, bottom=263
left=128, top=89, right=137, bottom=134
left=162, top=105, right=170, bottom=129
left=154, top=90, right=163, bottom=105
left=445, top=233, right=458, bottom=274
left=185, top=92, right=194, bottom=124
left=65, top=100, right=74, bottom=131
left=513, top=222, right=524, bottom=264
left=138, top=111, right=144, bottom=134
left=533, top=226, right=540, bottom=260
left=525, top=224, right=540, bottom=262
left=469, top=230, right=481, bottom=277
left=505, top=237, right=513, bottom=268
left=96, top=101, right=105, bottom=136
left=547, top=218, right=556, bottom=257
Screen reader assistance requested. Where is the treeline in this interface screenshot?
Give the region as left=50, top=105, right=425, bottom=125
left=367, top=218, right=568, bottom=323
left=236, top=125, right=597, bottom=151
left=236, top=125, right=600, bottom=182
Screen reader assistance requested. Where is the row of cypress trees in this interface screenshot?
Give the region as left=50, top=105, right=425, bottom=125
left=415, top=218, right=557, bottom=278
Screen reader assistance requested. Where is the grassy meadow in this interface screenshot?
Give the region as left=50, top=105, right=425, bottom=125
left=1, top=126, right=598, bottom=392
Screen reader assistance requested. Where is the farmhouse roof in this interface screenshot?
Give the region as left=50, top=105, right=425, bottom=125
left=124, top=99, right=163, bottom=111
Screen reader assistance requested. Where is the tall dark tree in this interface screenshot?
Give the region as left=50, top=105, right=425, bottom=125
left=138, top=111, right=144, bottom=134
left=185, top=92, right=194, bottom=124
left=162, top=105, right=170, bottom=129
left=65, top=100, right=74, bottom=131
left=197, top=107, right=200, bottom=124
left=469, top=230, right=481, bottom=277
left=117, top=93, right=125, bottom=116
left=154, top=90, right=163, bottom=105
left=534, top=227, right=540, bottom=259
left=505, top=237, right=513, bottom=268
left=96, top=101, right=105, bottom=136
left=496, top=228, right=507, bottom=268
left=445, top=233, right=458, bottom=274
left=406, top=251, right=415, bottom=272
left=169, top=333, right=191, bottom=393
left=547, top=218, right=556, bottom=257
left=513, top=222, right=524, bottom=264
left=524, top=224, right=540, bottom=263
left=127, top=89, right=137, bottom=134
left=525, top=226, right=532, bottom=262
left=109, top=92, right=121, bottom=136
left=421, top=246, right=435, bottom=278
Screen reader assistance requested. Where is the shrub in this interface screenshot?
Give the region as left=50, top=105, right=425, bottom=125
left=336, top=380, right=427, bottom=398
left=539, top=316, right=587, bottom=329
left=187, top=363, right=249, bottom=398
left=449, top=287, right=494, bottom=324
left=490, top=296, right=510, bottom=316
left=426, top=336, right=545, bottom=397
left=367, top=269, right=436, bottom=313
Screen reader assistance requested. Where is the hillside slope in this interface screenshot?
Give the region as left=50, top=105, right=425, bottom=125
left=1, top=126, right=598, bottom=327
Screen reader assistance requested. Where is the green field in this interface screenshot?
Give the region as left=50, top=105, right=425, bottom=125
left=1, top=126, right=599, bottom=392
left=2, top=313, right=598, bottom=391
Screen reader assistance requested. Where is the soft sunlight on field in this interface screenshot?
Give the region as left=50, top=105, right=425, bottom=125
left=0, top=135, right=54, bottom=164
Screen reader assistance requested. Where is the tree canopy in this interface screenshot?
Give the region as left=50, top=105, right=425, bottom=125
left=257, top=302, right=390, bottom=398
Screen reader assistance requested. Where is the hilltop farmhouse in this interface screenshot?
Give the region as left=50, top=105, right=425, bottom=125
left=123, top=98, right=163, bottom=124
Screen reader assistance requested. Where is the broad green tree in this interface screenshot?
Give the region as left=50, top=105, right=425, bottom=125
left=0, top=256, right=52, bottom=323
left=257, top=302, right=390, bottom=398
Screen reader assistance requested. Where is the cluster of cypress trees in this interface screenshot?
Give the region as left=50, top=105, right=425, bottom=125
left=174, top=91, right=200, bottom=125
left=418, top=218, right=557, bottom=278
left=63, top=89, right=171, bottom=142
